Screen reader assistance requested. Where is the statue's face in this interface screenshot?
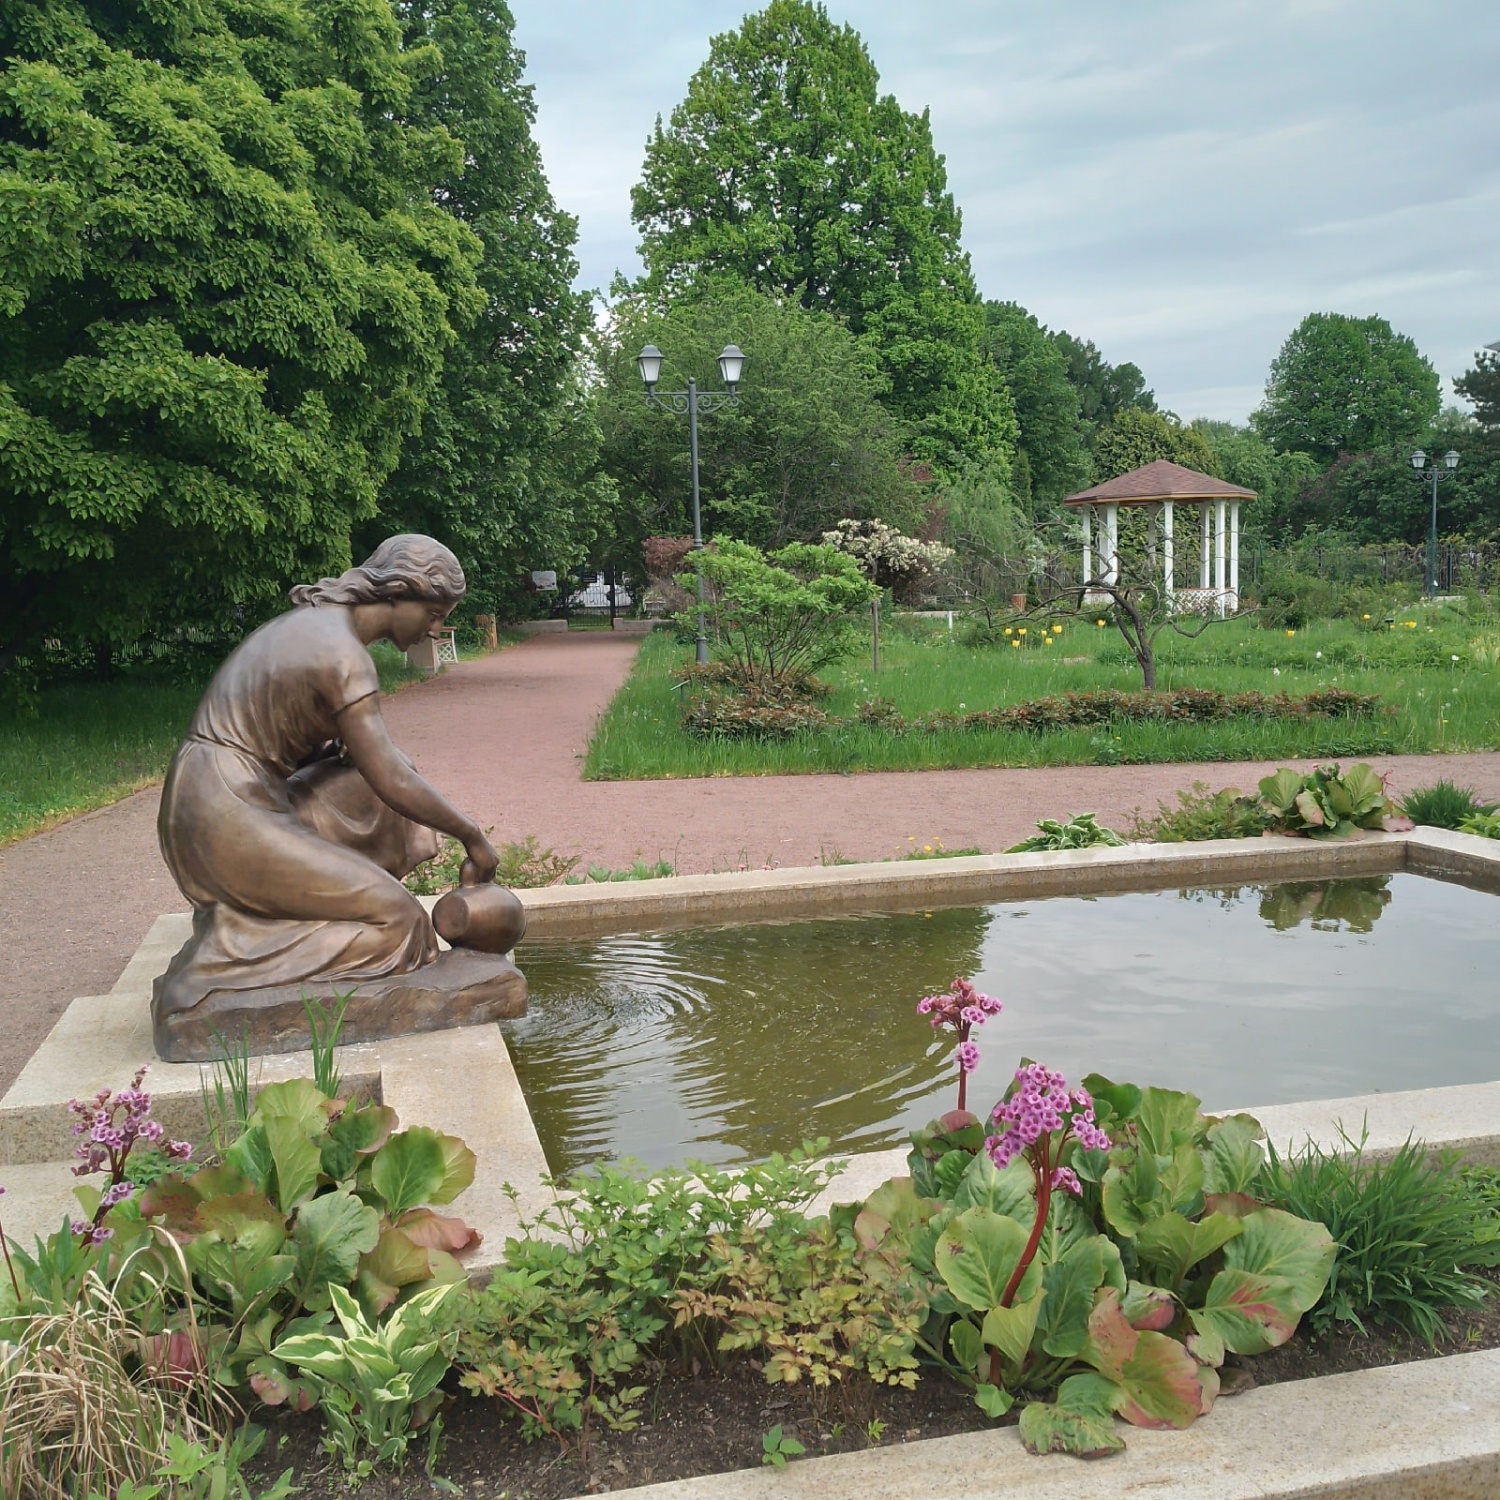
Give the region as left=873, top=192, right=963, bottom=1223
left=389, top=597, right=454, bottom=650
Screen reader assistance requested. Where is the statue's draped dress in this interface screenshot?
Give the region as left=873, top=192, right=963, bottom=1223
left=154, top=606, right=440, bottom=1017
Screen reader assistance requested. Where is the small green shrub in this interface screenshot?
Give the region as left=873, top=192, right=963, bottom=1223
left=1257, top=1132, right=1497, bottom=1344
left=405, top=835, right=578, bottom=893
left=1007, top=813, right=1126, bottom=853
left=1258, top=762, right=1411, bottom=839
left=1458, top=810, right=1500, bottom=839
left=565, top=858, right=675, bottom=883
left=1131, top=782, right=1269, bottom=842
left=1401, top=780, right=1497, bottom=829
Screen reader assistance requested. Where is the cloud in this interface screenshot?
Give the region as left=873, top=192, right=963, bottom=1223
left=509, top=0, right=1500, bottom=421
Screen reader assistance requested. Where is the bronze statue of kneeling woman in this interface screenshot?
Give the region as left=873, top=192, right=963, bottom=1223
left=153, top=535, right=526, bottom=1062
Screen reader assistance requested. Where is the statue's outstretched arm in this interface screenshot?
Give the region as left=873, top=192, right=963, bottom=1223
left=335, top=695, right=498, bottom=886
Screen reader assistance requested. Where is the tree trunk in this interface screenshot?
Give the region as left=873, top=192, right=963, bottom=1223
left=871, top=596, right=880, bottom=673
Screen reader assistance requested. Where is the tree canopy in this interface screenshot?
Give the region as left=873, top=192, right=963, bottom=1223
left=1456, top=347, right=1500, bottom=432
left=372, top=0, right=613, bottom=618
left=1092, top=409, right=1219, bottom=481
left=1255, top=313, right=1440, bottom=464
left=596, top=283, right=928, bottom=556
left=0, top=0, right=489, bottom=669
left=983, top=302, right=1089, bottom=509
left=629, top=0, right=1014, bottom=471
left=1052, top=331, right=1157, bottom=434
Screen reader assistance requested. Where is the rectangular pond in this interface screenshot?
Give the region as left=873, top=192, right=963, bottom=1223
left=504, top=873, right=1500, bottom=1174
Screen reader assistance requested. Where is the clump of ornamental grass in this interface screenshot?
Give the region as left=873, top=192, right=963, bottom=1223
left=1401, top=779, right=1497, bottom=830
left=1257, top=1130, right=1498, bottom=1345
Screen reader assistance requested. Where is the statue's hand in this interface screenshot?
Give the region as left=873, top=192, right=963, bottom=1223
left=460, top=832, right=499, bottom=887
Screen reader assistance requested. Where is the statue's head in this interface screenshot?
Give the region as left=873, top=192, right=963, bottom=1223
left=289, top=535, right=466, bottom=609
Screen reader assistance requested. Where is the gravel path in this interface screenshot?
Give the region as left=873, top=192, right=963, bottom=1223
left=4, top=631, right=1498, bottom=1093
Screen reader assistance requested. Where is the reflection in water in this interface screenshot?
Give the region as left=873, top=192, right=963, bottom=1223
left=1181, top=877, right=1393, bottom=933
left=507, top=875, right=1499, bottom=1173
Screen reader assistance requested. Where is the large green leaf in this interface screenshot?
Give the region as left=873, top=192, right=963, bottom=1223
left=1203, top=1115, right=1265, bottom=1195
left=1084, top=1289, right=1211, bottom=1430
left=1134, top=1088, right=1203, bottom=1158
left=981, top=1287, right=1046, bottom=1368
left=265, top=1115, right=322, bottom=1215
left=934, top=1206, right=1039, bottom=1312
left=1135, top=1211, right=1244, bottom=1290
left=1191, top=1268, right=1302, bottom=1357
left=948, top=1316, right=983, bottom=1379
left=1158, top=1142, right=1206, bottom=1218
left=1223, top=1208, right=1336, bottom=1312
left=250, top=1078, right=331, bottom=1133
left=225, top=1126, right=274, bottom=1197
left=355, top=1227, right=434, bottom=1322
left=1101, top=1147, right=1160, bottom=1237
left=291, top=1190, right=380, bottom=1310
left=368, top=1129, right=448, bottom=1218
left=1039, top=1236, right=1124, bottom=1359
left=321, top=1103, right=398, bottom=1182
left=951, top=1151, right=1034, bottom=1222
left=430, top=1131, right=477, bottom=1205
left=1018, top=1373, right=1125, bottom=1458
left=1259, top=767, right=1305, bottom=814
left=1341, top=763, right=1387, bottom=819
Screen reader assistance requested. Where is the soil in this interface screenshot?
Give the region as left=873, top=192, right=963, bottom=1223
left=249, top=1268, right=1500, bottom=1499
left=5, top=632, right=1500, bottom=1094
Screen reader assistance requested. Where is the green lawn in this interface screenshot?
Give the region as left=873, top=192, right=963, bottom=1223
left=0, top=642, right=426, bottom=846
left=583, top=609, right=1500, bottom=779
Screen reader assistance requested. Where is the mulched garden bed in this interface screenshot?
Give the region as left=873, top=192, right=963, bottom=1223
left=251, top=1268, right=1500, bottom=1499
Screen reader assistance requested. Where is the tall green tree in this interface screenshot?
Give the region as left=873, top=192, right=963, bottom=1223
left=0, top=0, right=483, bottom=672
left=1456, top=346, right=1500, bottom=430
left=1255, top=313, right=1440, bottom=463
left=983, top=302, right=1089, bottom=508
left=597, top=284, right=927, bottom=555
left=374, top=0, right=613, bottom=618
left=1051, top=331, right=1157, bottom=435
left=1190, top=421, right=1319, bottom=540
left=629, top=0, right=1014, bottom=471
left=1093, top=408, right=1219, bottom=481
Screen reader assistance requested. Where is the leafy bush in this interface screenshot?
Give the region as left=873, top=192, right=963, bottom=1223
left=1458, top=810, right=1500, bottom=839
left=1131, top=782, right=1269, bottom=842
left=406, top=835, right=579, bottom=893
left=456, top=1149, right=921, bottom=1445
left=683, top=538, right=877, bottom=687
left=1258, top=763, right=1412, bottom=839
left=1255, top=571, right=1406, bottom=630
left=1257, top=1132, right=1498, bottom=1344
left=682, top=683, right=830, bottom=740
left=1400, top=780, right=1497, bottom=830
left=856, top=1076, right=1335, bottom=1455
left=1007, top=813, right=1126, bottom=853
left=136, top=1079, right=479, bottom=1409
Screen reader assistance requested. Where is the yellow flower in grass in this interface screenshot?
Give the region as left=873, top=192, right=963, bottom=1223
left=1362, top=613, right=1371, bottom=620
left=1096, top=619, right=1106, bottom=627
left=1011, top=639, right=1020, bottom=649
left=1044, top=636, right=1054, bottom=645
left=1285, top=629, right=1295, bottom=637
left=1052, top=624, right=1063, bottom=633
left=1004, top=627, right=1013, bottom=636
left=1018, top=628, right=1027, bottom=636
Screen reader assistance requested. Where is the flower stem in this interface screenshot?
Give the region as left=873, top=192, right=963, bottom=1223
left=999, top=1133, right=1056, bottom=1310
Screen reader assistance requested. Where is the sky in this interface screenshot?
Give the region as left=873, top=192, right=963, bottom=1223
left=505, top=0, right=1499, bottom=425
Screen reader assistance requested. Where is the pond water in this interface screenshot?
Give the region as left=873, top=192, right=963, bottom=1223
left=504, top=874, right=1500, bottom=1174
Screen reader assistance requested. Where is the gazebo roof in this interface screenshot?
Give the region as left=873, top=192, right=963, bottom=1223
left=1062, top=460, right=1256, bottom=508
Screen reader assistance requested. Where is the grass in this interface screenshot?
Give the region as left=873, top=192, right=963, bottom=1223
left=583, top=607, right=1500, bottom=780
left=0, top=641, right=426, bottom=846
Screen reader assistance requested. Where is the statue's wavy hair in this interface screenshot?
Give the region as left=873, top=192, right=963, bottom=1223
left=289, top=535, right=466, bottom=608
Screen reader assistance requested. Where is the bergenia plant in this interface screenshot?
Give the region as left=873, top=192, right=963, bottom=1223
left=916, top=976, right=1002, bottom=1112
left=986, top=1064, right=1111, bottom=1310
left=67, top=1066, right=191, bottom=1243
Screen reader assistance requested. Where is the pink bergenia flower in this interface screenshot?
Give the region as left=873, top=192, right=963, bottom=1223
left=916, top=976, right=1001, bottom=1112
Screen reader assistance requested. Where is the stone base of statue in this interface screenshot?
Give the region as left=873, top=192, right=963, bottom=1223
left=152, top=946, right=527, bottom=1063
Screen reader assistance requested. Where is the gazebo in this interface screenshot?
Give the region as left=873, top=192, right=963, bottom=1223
left=1062, top=460, right=1256, bottom=617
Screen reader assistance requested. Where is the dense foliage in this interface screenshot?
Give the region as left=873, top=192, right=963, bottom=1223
left=629, top=0, right=1014, bottom=471
left=597, top=284, right=927, bottom=551
left=1093, top=409, right=1220, bottom=481
left=1256, top=313, right=1441, bottom=464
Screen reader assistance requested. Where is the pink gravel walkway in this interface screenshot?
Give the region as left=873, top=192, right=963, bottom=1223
left=3, top=630, right=1498, bottom=1093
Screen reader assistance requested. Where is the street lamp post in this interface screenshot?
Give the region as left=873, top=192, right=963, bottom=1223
left=638, top=343, right=745, bottom=665
left=1410, top=448, right=1460, bottom=597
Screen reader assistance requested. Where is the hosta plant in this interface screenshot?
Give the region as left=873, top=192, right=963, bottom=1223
left=136, top=1079, right=478, bottom=1408
left=851, top=1076, right=1335, bottom=1457
left=1258, top=762, right=1413, bottom=840
left=273, top=1281, right=462, bottom=1477
left=1006, top=812, right=1126, bottom=853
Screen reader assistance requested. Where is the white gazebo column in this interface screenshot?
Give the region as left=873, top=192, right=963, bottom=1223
left=1214, top=498, right=1228, bottom=617
left=1103, top=502, right=1119, bottom=587
left=1081, top=508, right=1093, bottom=592
left=1199, top=504, right=1211, bottom=589
left=1228, top=500, right=1241, bottom=611
left=1162, top=500, right=1175, bottom=610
